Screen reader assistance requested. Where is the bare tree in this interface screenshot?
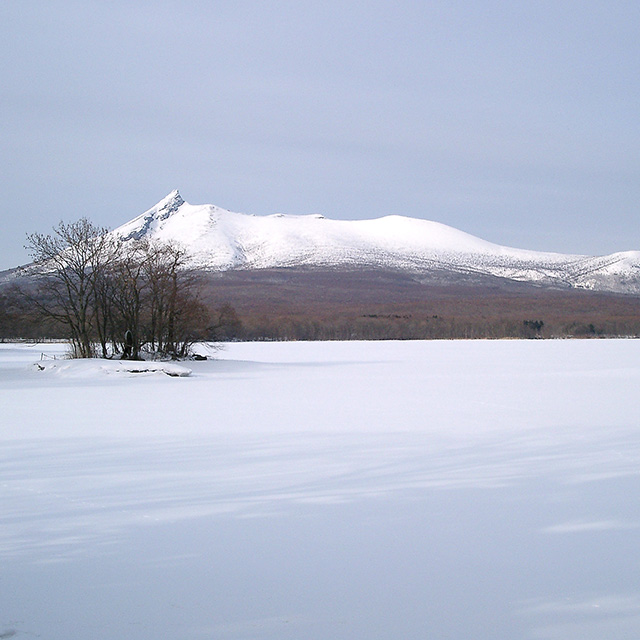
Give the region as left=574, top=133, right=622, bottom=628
left=96, top=238, right=209, bottom=359
left=107, top=240, right=150, bottom=359
left=24, top=218, right=116, bottom=358
left=207, top=303, right=243, bottom=340
left=142, top=240, right=207, bottom=358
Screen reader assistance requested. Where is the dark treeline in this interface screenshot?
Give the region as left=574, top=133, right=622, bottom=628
left=231, top=313, right=640, bottom=341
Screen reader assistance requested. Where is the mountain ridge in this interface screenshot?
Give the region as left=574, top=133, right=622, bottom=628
left=110, top=190, right=639, bottom=295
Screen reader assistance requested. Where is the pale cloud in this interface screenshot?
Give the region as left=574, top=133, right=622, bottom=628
left=540, top=519, right=638, bottom=534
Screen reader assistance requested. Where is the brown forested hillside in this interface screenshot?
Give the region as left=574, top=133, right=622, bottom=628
left=198, top=268, right=640, bottom=340
left=4, top=265, right=640, bottom=342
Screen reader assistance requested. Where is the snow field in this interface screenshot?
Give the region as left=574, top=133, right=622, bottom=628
left=1, top=339, right=640, bottom=639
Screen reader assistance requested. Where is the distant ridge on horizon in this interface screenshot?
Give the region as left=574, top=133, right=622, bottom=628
left=109, top=190, right=640, bottom=295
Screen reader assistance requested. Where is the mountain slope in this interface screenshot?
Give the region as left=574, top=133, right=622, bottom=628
left=113, top=191, right=640, bottom=294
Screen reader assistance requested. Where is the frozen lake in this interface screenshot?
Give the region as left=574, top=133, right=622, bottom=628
left=2, top=339, right=640, bottom=639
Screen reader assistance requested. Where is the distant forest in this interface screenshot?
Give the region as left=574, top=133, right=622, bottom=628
left=4, top=265, right=640, bottom=346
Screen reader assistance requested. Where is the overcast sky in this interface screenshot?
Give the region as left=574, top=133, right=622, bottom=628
left=1, top=1, right=639, bottom=270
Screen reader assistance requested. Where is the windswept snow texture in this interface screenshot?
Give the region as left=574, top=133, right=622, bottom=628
left=112, top=191, right=640, bottom=293
left=2, top=340, right=640, bottom=639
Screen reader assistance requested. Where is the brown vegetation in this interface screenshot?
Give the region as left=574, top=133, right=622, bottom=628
left=4, top=264, right=640, bottom=344
left=196, top=268, right=640, bottom=340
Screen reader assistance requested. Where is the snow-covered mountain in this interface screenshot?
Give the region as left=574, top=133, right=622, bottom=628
left=113, top=191, right=640, bottom=294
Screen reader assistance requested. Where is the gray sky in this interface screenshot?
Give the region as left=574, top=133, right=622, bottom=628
left=1, top=1, right=639, bottom=270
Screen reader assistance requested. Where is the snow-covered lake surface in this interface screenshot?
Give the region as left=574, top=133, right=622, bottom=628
left=2, top=339, right=640, bottom=639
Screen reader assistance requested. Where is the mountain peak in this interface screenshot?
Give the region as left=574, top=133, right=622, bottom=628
left=117, top=190, right=186, bottom=241
left=153, top=190, right=185, bottom=218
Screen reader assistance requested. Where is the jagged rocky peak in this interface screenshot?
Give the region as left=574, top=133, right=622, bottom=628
left=117, top=190, right=186, bottom=241
left=153, top=190, right=185, bottom=219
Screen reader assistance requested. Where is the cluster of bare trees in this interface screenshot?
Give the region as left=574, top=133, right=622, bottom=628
left=23, top=218, right=208, bottom=359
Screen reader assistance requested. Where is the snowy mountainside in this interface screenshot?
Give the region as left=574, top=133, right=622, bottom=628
left=112, top=191, right=640, bottom=294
